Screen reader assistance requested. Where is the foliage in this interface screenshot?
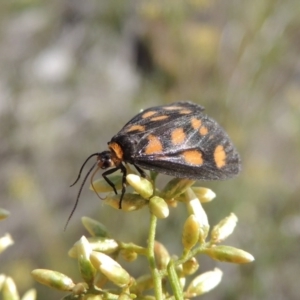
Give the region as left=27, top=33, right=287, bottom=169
left=30, top=172, right=253, bottom=299
left=0, top=208, right=37, bottom=300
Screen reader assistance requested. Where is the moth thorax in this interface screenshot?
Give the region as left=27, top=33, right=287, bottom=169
left=108, top=142, right=124, bottom=165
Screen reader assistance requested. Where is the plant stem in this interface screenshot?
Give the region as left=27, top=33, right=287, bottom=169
left=147, top=213, right=163, bottom=300
left=167, top=260, right=184, bottom=300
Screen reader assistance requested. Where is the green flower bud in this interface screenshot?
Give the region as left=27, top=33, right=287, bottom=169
left=0, top=233, right=14, bottom=254
left=126, top=174, right=153, bottom=199
left=149, top=196, right=169, bottom=218
left=81, top=217, right=108, bottom=237
left=21, top=288, right=37, bottom=300
left=154, top=241, right=170, bottom=270
left=2, top=277, right=19, bottom=300
left=0, top=208, right=10, bottom=220
left=76, top=236, right=96, bottom=284
left=182, top=215, right=200, bottom=251
left=204, top=246, right=255, bottom=264
left=31, top=269, right=74, bottom=291
left=90, top=252, right=132, bottom=288
left=90, top=175, right=123, bottom=193
left=211, top=213, right=238, bottom=243
left=161, top=178, right=195, bottom=200
left=104, top=193, right=148, bottom=211
left=184, top=188, right=209, bottom=243
left=185, top=268, right=223, bottom=297
left=191, top=187, right=216, bottom=203
left=182, top=257, right=199, bottom=275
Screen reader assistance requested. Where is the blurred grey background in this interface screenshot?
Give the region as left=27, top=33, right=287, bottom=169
left=1, top=1, right=299, bottom=299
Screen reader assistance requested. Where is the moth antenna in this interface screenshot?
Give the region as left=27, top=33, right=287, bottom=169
left=90, top=165, right=105, bottom=201
left=70, top=153, right=99, bottom=187
left=65, top=161, right=97, bottom=230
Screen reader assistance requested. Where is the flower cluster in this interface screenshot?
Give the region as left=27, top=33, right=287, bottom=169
left=31, top=171, right=254, bottom=299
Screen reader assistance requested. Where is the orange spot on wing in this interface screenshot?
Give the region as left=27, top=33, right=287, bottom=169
left=144, top=135, right=163, bottom=154
left=199, top=126, right=208, bottom=135
left=142, top=111, right=157, bottom=118
left=191, top=118, right=202, bottom=129
left=182, top=150, right=203, bottom=166
left=164, top=106, right=183, bottom=110
left=150, top=115, right=169, bottom=121
left=214, top=145, right=226, bottom=168
left=171, top=128, right=186, bottom=145
left=126, top=124, right=145, bottom=132
left=179, top=109, right=192, bottom=114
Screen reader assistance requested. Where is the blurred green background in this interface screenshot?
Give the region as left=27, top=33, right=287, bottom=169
left=1, top=0, right=299, bottom=299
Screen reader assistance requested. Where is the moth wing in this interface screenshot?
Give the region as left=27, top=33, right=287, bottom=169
left=132, top=114, right=241, bottom=180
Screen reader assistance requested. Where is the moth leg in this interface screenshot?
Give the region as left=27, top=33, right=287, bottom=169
left=134, top=164, right=146, bottom=178
left=102, top=167, right=120, bottom=195
left=119, top=163, right=127, bottom=209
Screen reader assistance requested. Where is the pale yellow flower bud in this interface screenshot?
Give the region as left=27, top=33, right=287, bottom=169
left=191, top=187, right=216, bottom=203
left=81, top=217, right=108, bottom=237
left=0, top=233, right=14, bottom=254
left=182, top=215, right=200, bottom=251
left=149, top=196, right=169, bottom=218
left=21, top=288, right=37, bottom=300
left=31, top=269, right=75, bottom=291
left=185, top=268, right=223, bottom=297
left=76, top=236, right=96, bottom=283
left=120, top=249, right=138, bottom=262
left=154, top=241, right=170, bottom=270
left=69, top=237, right=119, bottom=258
left=161, top=178, right=195, bottom=200
left=182, top=257, right=199, bottom=275
left=2, top=277, right=19, bottom=300
left=90, top=252, right=132, bottom=287
left=126, top=174, right=153, bottom=199
left=185, top=188, right=209, bottom=243
left=104, top=193, right=148, bottom=211
left=211, top=213, right=238, bottom=243
left=204, top=245, right=255, bottom=264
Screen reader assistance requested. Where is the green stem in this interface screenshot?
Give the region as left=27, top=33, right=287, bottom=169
left=177, top=244, right=207, bottom=264
left=158, top=243, right=210, bottom=278
left=167, top=260, right=184, bottom=300
left=147, top=213, right=163, bottom=300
